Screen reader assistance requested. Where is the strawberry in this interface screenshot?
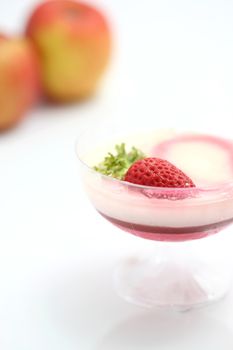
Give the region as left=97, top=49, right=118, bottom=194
left=124, top=157, right=195, bottom=188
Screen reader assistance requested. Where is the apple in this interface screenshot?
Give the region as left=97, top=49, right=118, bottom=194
left=25, top=0, right=111, bottom=102
left=0, top=36, right=40, bottom=130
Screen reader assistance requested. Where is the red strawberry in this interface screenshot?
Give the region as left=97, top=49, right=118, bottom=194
left=124, top=157, right=195, bottom=188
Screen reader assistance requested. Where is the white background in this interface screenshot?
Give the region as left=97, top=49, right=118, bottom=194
left=1, top=0, right=233, bottom=349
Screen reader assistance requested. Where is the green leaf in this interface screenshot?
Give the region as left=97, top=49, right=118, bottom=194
left=93, top=143, right=146, bottom=180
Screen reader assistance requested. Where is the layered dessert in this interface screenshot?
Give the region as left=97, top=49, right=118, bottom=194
left=81, top=130, right=233, bottom=242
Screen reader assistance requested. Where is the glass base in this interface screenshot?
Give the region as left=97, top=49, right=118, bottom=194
left=114, top=234, right=232, bottom=311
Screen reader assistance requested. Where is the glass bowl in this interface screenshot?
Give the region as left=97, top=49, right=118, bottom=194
left=76, top=126, right=233, bottom=311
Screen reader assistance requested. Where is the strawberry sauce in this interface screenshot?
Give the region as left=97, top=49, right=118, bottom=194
left=152, top=134, right=233, bottom=186
left=99, top=211, right=233, bottom=242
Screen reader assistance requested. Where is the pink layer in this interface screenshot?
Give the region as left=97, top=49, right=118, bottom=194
left=100, top=211, right=233, bottom=242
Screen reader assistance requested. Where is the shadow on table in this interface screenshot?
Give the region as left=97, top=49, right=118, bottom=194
left=96, top=309, right=233, bottom=350
left=46, top=257, right=233, bottom=350
left=46, top=257, right=138, bottom=340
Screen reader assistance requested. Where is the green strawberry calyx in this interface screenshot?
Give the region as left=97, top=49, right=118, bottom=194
left=93, top=143, right=146, bottom=180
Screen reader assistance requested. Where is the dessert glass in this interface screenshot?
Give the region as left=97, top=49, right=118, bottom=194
left=76, top=127, right=233, bottom=311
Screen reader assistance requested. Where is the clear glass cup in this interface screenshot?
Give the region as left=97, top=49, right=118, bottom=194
left=76, top=126, right=233, bottom=311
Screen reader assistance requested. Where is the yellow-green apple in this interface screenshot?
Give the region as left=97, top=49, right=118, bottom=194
left=25, top=0, right=111, bottom=102
left=0, top=36, right=40, bottom=130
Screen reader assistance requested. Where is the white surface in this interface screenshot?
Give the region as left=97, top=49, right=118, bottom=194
left=1, top=0, right=233, bottom=349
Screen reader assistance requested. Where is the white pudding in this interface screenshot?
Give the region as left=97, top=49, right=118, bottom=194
left=81, top=130, right=233, bottom=230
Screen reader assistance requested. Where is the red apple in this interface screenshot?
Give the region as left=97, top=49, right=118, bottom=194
left=25, top=0, right=111, bottom=102
left=0, top=36, right=40, bottom=130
